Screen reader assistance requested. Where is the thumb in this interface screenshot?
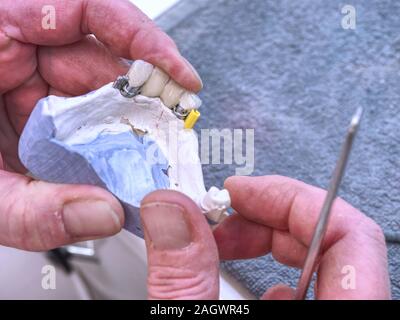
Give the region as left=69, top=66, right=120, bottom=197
left=140, top=190, right=219, bottom=300
left=261, top=284, right=296, bottom=300
left=0, top=170, right=124, bottom=251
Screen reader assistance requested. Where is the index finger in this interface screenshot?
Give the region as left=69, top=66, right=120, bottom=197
left=214, top=175, right=365, bottom=262
left=223, top=175, right=362, bottom=248
left=2, top=0, right=202, bottom=92
left=214, top=175, right=390, bottom=299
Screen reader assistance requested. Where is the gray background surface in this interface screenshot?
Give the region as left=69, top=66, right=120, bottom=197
left=158, top=0, right=400, bottom=298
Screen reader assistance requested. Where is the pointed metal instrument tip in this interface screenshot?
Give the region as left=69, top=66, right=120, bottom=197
left=349, top=107, right=363, bottom=133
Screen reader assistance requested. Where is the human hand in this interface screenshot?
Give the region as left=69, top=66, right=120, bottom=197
left=140, top=175, right=391, bottom=299
left=0, top=0, right=202, bottom=251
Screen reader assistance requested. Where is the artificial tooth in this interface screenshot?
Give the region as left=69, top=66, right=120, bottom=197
left=211, top=188, right=231, bottom=208
left=127, top=60, right=154, bottom=88
left=140, top=67, right=170, bottom=97
left=160, top=79, right=185, bottom=108
left=201, top=187, right=231, bottom=224
left=201, top=186, right=231, bottom=210
left=179, top=92, right=202, bottom=111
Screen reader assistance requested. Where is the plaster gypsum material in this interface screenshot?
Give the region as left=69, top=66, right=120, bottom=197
left=18, top=61, right=230, bottom=238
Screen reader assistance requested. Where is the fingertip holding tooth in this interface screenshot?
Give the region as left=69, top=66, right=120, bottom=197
left=182, top=57, right=203, bottom=90
left=160, top=79, right=185, bottom=109
left=127, top=60, right=154, bottom=88
left=140, top=67, right=170, bottom=97
left=179, top=92, right=202, bottom=111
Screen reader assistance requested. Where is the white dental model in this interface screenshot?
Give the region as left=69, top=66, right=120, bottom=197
left=19, top=60, right=231, bottom=237
left=115, top=60, right=231, bottom=222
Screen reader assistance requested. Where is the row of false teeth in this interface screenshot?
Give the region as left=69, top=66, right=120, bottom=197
left=114, top=60, right=202, bottom=128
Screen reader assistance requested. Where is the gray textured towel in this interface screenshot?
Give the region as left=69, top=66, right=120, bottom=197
left=157, top=0, right=400, bottom=298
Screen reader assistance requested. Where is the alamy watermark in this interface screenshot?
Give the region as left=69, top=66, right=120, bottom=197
left=143, top=121, right=255, bottom=176
left=41, top=264, right=56, bottom=290
left=341, top=5, right=356, bottom=30
left=41, top=5, right=56, bottom=30
left=341, top=265, right=356, bottom=290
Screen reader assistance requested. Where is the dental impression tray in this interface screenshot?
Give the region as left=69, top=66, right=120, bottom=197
left=19, top=60, right=230, bottom=237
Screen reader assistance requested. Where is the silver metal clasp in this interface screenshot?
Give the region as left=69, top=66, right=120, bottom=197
left=113, top=76, right=140, bottom=98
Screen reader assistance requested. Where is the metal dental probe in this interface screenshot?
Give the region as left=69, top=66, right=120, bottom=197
left=294, top=107, right=364, bottom=300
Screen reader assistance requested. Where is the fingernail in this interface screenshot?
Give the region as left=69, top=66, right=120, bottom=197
left=63, top=200, right=122, bottom=238
left=141, top=202, right=192, bottom=250
left=183, top=58, right=203, bottom=89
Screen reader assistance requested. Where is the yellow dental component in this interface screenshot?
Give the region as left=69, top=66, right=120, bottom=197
left=184, top=110, right=201, bottom=129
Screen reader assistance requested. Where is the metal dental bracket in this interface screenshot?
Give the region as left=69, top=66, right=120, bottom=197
left=113, top=76, right=191, bottom=122
left=113, top=76, right=141, bottom=98
left=172, top=104, right=190, bottom=120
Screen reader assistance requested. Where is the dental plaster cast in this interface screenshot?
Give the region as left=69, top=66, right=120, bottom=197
left=19, top=60, right=231, bottom=237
